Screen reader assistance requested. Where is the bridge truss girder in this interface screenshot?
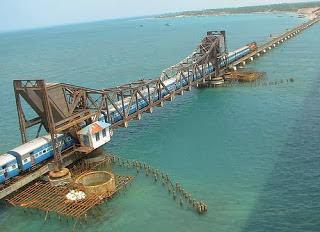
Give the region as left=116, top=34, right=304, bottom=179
left=13, top=30, right=228, bottom=169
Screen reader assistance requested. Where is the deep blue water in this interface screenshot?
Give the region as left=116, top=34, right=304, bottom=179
left=0, top=13, right=319, bottom=232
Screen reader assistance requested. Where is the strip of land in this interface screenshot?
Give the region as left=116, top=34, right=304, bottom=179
left=156, top=2, right=320, bottom=19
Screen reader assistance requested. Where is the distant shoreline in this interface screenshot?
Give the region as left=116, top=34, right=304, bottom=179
left=155, top=3, right=320, bottom=20
left=156, top=10, right=318, bottom=20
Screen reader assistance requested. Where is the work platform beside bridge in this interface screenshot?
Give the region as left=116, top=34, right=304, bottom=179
left=0, top=17, right=319, bottom=200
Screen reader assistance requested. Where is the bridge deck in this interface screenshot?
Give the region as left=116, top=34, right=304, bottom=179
left=230, top=17, right=319, bottom=68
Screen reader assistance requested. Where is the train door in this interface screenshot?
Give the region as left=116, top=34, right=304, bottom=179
left=30, top=152, right=35, bottom=165
left=0, top=168, right=5, bottom=183
left=1, top=167, right=5, bottom=177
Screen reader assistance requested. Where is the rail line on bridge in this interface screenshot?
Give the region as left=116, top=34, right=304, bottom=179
left=229, top=17, right=319, bottom=69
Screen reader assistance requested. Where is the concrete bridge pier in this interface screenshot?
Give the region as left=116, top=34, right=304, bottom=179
left=123, top=121, right=129, bottom=127
left=168, top=94, right=175, bottom=101
left=177, top=90, right=184, bottom=96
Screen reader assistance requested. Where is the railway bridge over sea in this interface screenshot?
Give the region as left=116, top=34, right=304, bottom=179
left=0, top=17, right=319, bottom=199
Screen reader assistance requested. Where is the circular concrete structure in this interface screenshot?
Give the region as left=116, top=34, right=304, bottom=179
left=75, top=171, right=115, bottom=196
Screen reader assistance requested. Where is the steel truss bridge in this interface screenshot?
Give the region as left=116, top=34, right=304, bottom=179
left=13, top=31, right=228, bottom=169
left=1, top=17, right=318, bottom=199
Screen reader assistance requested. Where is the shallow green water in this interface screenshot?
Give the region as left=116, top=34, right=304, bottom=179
left=0, top=13, right=319, bottom=232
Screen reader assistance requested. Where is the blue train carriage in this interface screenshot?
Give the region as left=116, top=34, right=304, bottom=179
left=7, top=133, right=75, bottom=171
left=0, top=153, right=19, bottom=184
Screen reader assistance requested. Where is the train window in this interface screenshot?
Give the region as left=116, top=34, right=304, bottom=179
left=12, top=164, right=16, bottom=169
left=39, top=151, right=43, bottom=155
left=102, top=129, right=106, bottom=137
left=43, top=149, right=46, bottom=153
left=96, top=132, right=100, bottom=141
left=24, top=159, right=28, bottom=163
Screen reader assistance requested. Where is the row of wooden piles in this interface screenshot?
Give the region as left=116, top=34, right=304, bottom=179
left=114, top=155, right=208, bottom=214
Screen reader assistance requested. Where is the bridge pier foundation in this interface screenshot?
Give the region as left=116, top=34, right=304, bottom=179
left=166, top=94, right=175, bottom=101
left=48, top=168, right=71, bottom=186
left=177, top=90, right=184, bottom=96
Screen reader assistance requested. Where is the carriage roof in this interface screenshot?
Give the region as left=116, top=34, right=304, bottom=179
left=0, top=153, right=16, bottom=166
left=9, top=134, right=63, bottom=156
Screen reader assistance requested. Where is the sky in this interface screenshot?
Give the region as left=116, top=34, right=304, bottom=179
left=0, top=0, right=317, bottom=31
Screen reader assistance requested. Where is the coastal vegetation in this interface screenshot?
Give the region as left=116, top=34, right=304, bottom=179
left=157, top=1, right=320, bottom=18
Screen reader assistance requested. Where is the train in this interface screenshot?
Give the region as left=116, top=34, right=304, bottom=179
left=101, top=42, right=257, bottom=124
left=0, top=42, right=256, bottom=184
left=0, top=134, right=75, bottom=184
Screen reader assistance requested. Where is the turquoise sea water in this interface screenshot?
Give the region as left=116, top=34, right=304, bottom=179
left=0, top=13, right=320, bottom=231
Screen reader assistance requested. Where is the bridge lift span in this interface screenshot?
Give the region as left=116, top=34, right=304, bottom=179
left=13, top=31, right=228, bottom=179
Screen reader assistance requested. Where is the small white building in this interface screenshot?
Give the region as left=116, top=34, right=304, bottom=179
left=78, top=121, right=111, bottom=150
